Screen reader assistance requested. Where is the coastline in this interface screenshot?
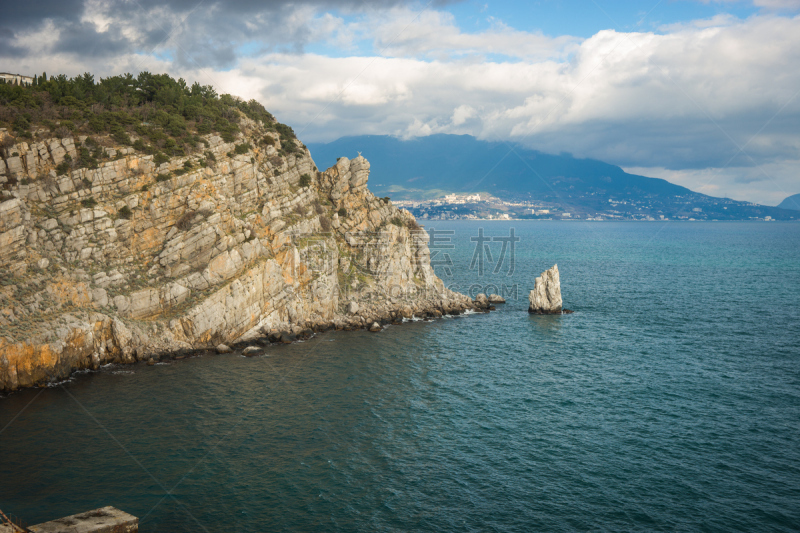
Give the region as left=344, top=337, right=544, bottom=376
left=0, top=122, right=487, bottom=392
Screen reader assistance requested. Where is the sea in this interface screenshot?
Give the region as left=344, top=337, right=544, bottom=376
left=1, top=221, right=799, bottom=532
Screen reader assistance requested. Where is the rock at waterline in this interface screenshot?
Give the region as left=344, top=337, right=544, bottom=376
left=528, top=264, right=564, bottom=314
left=369, top=322, right=382, bottom=332
left=488, top=294, right=506, bottom=304
left=242, top=346, right=262, bottom=356
left=216, top=344, right=233, bottom=354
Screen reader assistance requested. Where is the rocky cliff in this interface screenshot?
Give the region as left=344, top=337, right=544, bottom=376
left=0, top=118, right=476, bottom=392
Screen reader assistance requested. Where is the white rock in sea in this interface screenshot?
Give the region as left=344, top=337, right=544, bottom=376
left=528, top=264, right=563, bottom=314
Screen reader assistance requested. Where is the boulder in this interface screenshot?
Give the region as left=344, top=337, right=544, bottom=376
left=488, top=294, right=506, bottom=304
left=369, top=322, right=381, bottom=332
left=216, top=344, right=233, bottom=354
left=474, top=293, right=489, bottom=309
left=242, top=346, right=262, bottom=356
left=346, top=301, right=359, bottom=315
left=528, top=264, right=563, bottom=314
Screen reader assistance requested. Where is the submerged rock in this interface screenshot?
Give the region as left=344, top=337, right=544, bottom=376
left=528, top=264, right=563, bottom=314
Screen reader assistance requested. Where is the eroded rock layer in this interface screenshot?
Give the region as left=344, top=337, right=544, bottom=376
left=0, top=121, right=473, bottom=391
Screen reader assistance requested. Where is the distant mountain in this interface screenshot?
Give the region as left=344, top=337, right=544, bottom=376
left=308, top=134, right=797, bottom=221
left=777, top=193, right=800, bottom=211
left=308, top=134, right=689, bottom=198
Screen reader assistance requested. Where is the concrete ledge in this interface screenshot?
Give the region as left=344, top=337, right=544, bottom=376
left=27, top=506, right=137, bottom=533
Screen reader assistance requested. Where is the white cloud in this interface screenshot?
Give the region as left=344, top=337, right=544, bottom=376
left=365, top=7, right=579, bottom=61
left=451, top=104, right=476, bottom=125
left=3, top=5, right=799, bottom=204
left=624, top=161, right=800, bottom=205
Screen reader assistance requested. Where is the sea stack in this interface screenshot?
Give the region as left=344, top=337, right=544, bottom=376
left=528, top=264, right=563, bottom=314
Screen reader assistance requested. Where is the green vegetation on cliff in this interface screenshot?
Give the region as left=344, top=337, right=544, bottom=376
left=0, top=72, right=298, bottom=164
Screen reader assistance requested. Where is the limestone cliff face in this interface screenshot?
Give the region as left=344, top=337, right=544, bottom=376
left=0, top=121, right=472, bottom=392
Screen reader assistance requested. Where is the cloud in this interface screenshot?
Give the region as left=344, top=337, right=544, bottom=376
left=0, top=2, right=798, bottom=204
left=212, top=15, right=799, bottom=164
left=624, top=160, right=800, bottom=205
left=0, top=0, right=440, bottom=68
left=451, top=104, right=476, bottom=125
left=365, top=8, right=579, bottom=60
left=218, top=13, right=797, bottom=203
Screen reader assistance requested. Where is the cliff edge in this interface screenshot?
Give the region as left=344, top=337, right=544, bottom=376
left=0, top=118, right=473, bottom=391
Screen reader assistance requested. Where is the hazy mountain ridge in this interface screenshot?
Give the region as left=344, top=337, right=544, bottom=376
left=308, top=135, right=796, bottom=221
left=777, top=193, right=800, bottom=211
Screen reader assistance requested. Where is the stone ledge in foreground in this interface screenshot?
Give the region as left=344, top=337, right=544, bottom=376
left=0, top=506, right=137, bottom=533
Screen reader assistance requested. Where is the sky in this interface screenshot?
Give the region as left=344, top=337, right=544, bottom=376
left=2, top=0, right=799, bottom=205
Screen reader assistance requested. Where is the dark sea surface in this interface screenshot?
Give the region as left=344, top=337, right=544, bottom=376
left=2, top=221, right=799, bottom=532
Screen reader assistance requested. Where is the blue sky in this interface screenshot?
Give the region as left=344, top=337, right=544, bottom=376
left=2, top=0, right=799, bottom=204
left=444, top=0, right=756, bottom=36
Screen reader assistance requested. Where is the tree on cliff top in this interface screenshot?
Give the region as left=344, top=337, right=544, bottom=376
left=0, top=71, right=294, bottom=158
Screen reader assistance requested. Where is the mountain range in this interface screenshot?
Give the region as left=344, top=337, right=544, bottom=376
left=308, top=135, right=796, bottom=221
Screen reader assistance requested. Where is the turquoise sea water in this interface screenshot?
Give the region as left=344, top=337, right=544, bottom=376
left=1, top=221, right=799, bottom=532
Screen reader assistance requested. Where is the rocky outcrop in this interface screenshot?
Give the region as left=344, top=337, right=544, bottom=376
left=0, top=121, right=475, bottom=392
left=528, top=264, right=563, bottom=314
